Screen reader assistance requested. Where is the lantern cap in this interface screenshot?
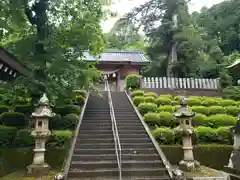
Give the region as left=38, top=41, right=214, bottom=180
left=173, top=96, right=195, bottom=118
left=39, top=93, right=50, bottom=106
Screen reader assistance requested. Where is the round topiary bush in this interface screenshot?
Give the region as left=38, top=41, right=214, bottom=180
left=144, top=96, right=156, bottom=103
left=187, top=97, right=202, bottom=106
left=14, top=129, right=34, bottom=147
left=14, top=104, right=33, bottom=115
left=157, top=105, right=174, bottom=113
left=219, top=99, right=236, bottom=106
left=72, top=89, right=87, bottom=98
left=195, top=126, right=217, bottom=143
left=158, top=111, right=176, bottom=127
left=73, top=95, right=85, bottom=106
left=54, top=105, right=81, bottom=116
left=208, top=106, right=225, bottom=115
left=0, top=105, right=9, bottom=114
left=143, top=112, right=159, bottom=126
left=152, top=127, right=175, bottom=144
left=125, top=74, right=141, bottom=89
left=191, top=106, right=208, bottom=115
left=0, top=112, right=27, bottom=128
left=225, top=106, right=240, bottom=116
left=202, top=98, right=220, bottom=106
left=138, top=102, right=157, bottom=115
left=62, top=113, right=79, bottom=129
left=49, top=114, right=62, bottom=130
left=131, top=90, right=144, bottom=98
left=216, top=126, right=232, bottom=144
left=207, top=114, right=237, bottom=128
left=47, top=130, right=73, bottom=148
left=144, top=92, right=158, bottom=99
left=156, top=97, right=172, bottom=106
left=133, top=96, right=145, bottom=106
left=0, top=125, right=17, bottom=147
left=192, top=113, right=208, bottom=126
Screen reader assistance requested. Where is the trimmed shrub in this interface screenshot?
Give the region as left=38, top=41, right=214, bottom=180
left=173, top=96, right=181, bottom=101
left=47, top=130, right=73, bottom=148
left=219, top=99, right=236, bottom=106
left=143, top=112, right=159, bottom=126
left=0, top=125, right=17, bottom=146
left=207, top=114, right=237, bottom=128
left=138, top=102, right=157, bottom=115
left=0, top=88, right=6, bottom=94
left=72, top=89, right=87, bottom=98
left=144, top=96, right=156, bottom=103
left=133, top=96, right=145, bottom=106
left=216, top=126, right=232, bottom=144
left=158, top=111, right=176, bottom=127
left=49, top=114, right=62, bottom=130
left=191, top=106, right=208, bottom=115
left=225, top=106, right=240, bottom=116
left=54, top=105, right=81, bottom=116
left=131, top=90, right=144, bottom=98
left=157, top=105, right=174, bottom=113
left=223, top=86, right=240, bottom=101
left=73, top=95, right=85, bottom=106
left=62, top=113, right=79, bottom=129
left=172, top=101, right=179, bottom=105
left=156, top=97, right=172, bottom=106
left=187, top=97, right=202, bottom=106
left=144, top=92, right=158, bottom=98
left=14, top=129, right=34, bottom=147
left=14, top=104, right=33, bottom=115
left=152, top=127, right=175, bottom=144
left=0, top=112, right=27, bottom=128
left=192, top=113, right=208, bottom=126
left=208, top=106, right=225, bottom=115
left=160, top=94, right=173, bottom=99
left=125, top=74, right=141, bottom=89
left=195, top=126, right=217, bottom=143
left=0, top=105, right=9, bottom=114
left=202, top=98, right=220, bottom=106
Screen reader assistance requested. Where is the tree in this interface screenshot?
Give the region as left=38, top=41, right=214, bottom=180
left=1, top=0, right=104, bottom=105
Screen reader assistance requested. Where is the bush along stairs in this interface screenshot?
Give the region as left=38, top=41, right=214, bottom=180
left=66, top=92, right=119, bottom=179
left=111, top=91, right=172, bottom=180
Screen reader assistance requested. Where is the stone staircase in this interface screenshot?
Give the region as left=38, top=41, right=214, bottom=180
left=111, top=91, right=171, bottom=180
left=67, top=92, right=119, bottom=179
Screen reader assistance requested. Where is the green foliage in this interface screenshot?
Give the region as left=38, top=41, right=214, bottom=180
left=125, top=74, right=141, bottom=89
left=157, top=105, right=174, bottom=113
left=47, top=130, right=73, bottom=148
left=207, top=114, right=237, bottom=128
left=0, top=126, right=17, bottom=147
left=192, top=113, right=208, bottom=126
left=54, top=105, right=81, bottom=116
left=138, top=102, right=157, bottom=115
left=133, top=96, right=145, bottom=106
left=191, top=106, right=208, bottom=115
left=14, top=104, right=33, bottom=115
left=223, top=86, right=240, bottom=101
left=208, top=106, right=225, bottom=115
left=202, top=98, right=220, bottom=106
left=143, top=112, right=160, bottom=126
left=152, top=127, right=175, bottom=145
left=216, top=126, right=232, bottom=144
left=188, top=97, right=202, bottom=106
left=219, top=99, right=236, bottom=106
left=156, top=96, right=172, bottom=106
left=131, top=90, right=144, bottom=98
left=0, top=112, right=27, bottom=128
left=49, top=114, right=62, bottom=130
left=195, top=126, right=217, bottom=144
left=225, top=106, right=240, bottom=116
left=14, top=129, right=34, bottom=147
left=144, top=92, right=158, bottom=98
left=158, top=112, right=176, bottom=127
left=0, top=105, right=9, bottom=114
left=62, top=114, right=79, bottom=129
left=72, top=90, right=87, bottom=98
left=144, top=96, right=156, bottom=103
left=73, top=95, right=85, bottom=106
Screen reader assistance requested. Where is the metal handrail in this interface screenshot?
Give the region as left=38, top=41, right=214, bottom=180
left=105, top=80, right=122, bottom=180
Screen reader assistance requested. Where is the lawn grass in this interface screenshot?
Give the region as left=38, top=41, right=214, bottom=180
left=0, top=170, right=58, bottom=180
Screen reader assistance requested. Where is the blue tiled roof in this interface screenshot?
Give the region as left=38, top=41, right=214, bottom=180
left=83, top=50, right=149, bottom=64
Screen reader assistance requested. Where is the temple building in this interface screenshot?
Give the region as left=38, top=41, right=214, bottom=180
left=83, top=50, right=149, bottom=91
left=0, top=47, right=31, bottom=82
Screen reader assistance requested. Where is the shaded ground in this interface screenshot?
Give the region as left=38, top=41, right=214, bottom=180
left=0, top=170, right=58, bottom=180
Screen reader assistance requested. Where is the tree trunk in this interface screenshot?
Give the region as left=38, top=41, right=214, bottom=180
left=167, top=42, right=178, bottom=77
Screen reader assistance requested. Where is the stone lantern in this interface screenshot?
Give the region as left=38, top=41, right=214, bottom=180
left=173, top=96, right=200, bottom=172
left=27, top=93, right=54, bottom=176
left=224, top=114, right=240, bottom=176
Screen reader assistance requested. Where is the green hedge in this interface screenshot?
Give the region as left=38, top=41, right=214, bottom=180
left=161, top=145, right=232, bottom=170
left=50, top=113, right=79, bottom=130
left=131, top=90, right=145, bottom=98
left=0, top=112, right=27, bottom=129
left=125, top=74, right=141, bottom=89
left=54, top=105, right=81, bottom=116
left=0, top=147, right=68, bottom=176
left=138, top=102, right=157, bottom=115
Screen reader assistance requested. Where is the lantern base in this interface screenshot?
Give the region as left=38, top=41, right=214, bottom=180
left=27, top=163, right=51, bottom=177
left=179, top=160, right=200, bottom=172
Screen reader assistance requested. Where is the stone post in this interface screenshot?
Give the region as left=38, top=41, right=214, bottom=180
left=27, top=94, right=54, bottom=176
left=173, top=96, right=200, bottom=172
left=224, top=113, right=240, bottom=175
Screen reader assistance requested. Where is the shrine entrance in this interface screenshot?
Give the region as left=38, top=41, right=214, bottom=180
left=97, top=69, right=119, bottom=91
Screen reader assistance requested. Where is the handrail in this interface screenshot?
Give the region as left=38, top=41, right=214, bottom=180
left=105, top=80, right=122, bottom=180
left=63, top=92, right=90, bottom=180
left=124, top=90, right=173, bottom=179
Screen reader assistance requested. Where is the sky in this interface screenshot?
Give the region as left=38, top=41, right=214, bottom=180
left=102, top=0, right=224, bottom=32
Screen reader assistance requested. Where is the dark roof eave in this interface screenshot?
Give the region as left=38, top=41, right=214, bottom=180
left=85, top=60, right=149, bottom=66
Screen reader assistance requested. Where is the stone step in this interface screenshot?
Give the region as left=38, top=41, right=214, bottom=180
left=68, top=167, right=167, bottom=178
left=118, top=134, right=149, bottom=139
left=77, top=134, right=113, bottom=139
left=68, top=177, right=170, bottom=180
left=79, top=130, right=113, bottom=134
left=75, top=143, right=153, bottom=149
left=73, top=148, right=157, bottom=155
left=70, top=160, right=163, bottom=170
left=76, top=138, right=150, bottom=144
left=71, top=153, right=160, bottom=162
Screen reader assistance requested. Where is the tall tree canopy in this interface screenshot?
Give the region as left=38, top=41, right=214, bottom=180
left=0, top=0, right=104, bottom=104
